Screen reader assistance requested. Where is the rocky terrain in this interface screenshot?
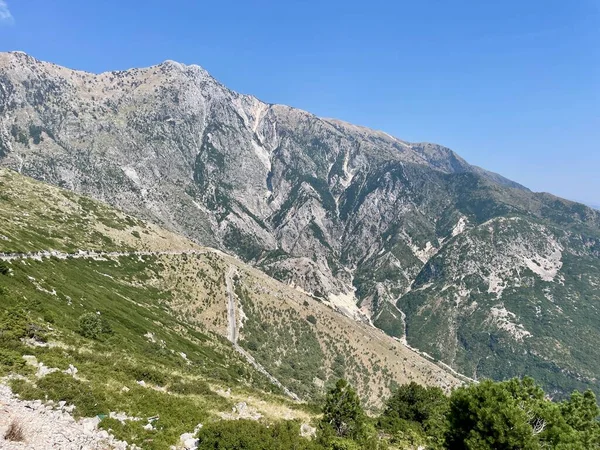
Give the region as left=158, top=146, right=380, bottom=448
left=0, top=383, right=132, bottom=450
left=1, top=51, right=599, bottom=397
left=0, top=166, right=459, bottom=450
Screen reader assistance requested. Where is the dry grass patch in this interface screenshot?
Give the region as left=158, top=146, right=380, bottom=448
left=4, top=419, right=25, bottom=442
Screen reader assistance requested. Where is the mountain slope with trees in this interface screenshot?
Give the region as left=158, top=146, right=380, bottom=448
left=1, top=52, right=599, bottom=397
left=0, top=167, right=459, bottom=449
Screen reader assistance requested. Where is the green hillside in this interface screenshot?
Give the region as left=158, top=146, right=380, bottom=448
left=0, top=168, right=314, bottom=448
left=0, top=167, right=461, bottom=448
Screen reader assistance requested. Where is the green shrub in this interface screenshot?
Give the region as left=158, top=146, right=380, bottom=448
left=11, top=373, right=107, bottom=418
left=169, top=378, right=212, bottom=396
left=245, top=339, right=259, bottom=351
left=78, top=312, right=112, bottom=339
left=36, top=372, right=107, bottom=417
left=197, top=419, right=318, bottom=449
left=378, top=419, right=429, bottom=449
left=28, top=124, right=44, bottom=144
left=379, top=382, right=448, bottom=448
left=10, top=379, right=41, bottom=400
left=128, top=366, right=167, bottom=386
left=0, top=261, right=10, bottom=275
left=0, top=307, right=28, bottom=343
left=444, top=377, right=600, bottom=450
left=26, top=323, right=47, bottom=343
left=0, top=348, right=26, bottom=375
left=319, top=379, right=366, bottom=441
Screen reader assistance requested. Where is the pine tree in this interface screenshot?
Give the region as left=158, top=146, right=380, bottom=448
left=320, top=379, right=366, bottom=441
left=445, top=378, right=544, bottom=450
left=379, top=381, right=449, bottom=447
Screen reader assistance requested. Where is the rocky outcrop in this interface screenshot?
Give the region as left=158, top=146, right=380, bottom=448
left=1, top=52, right=599, bottom=396
left=0, top=383, right=133, bottom=450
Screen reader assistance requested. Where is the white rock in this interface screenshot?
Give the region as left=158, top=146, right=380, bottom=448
left=300, top=423, right=316, bottom=438
left=22, top=354, right=38, bottom=365
left=64, top=364, right=78, bottom=375
left=234, top=402, right=247, bottom=414
left=36, top=363, right=59, bottom=378
left=184, top=437, right=198, bottom=449
left=80, top=417, right=100, bottom=434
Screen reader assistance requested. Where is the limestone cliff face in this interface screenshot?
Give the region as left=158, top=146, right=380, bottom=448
left=1, top=51, right=599, bottom=396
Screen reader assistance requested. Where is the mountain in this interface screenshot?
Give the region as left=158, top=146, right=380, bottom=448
left=1, top=51, right=599, bottom=398
left=0, top=167, right=459, bottom=404
left=0, top=166, right=462, bottom=447
left=585, top=202, right=600, bottom=211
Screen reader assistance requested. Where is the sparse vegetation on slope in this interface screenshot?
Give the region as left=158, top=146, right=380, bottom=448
left=2, top=53, right=600, bottom=401
left=0, top=167, right=459, bottom=448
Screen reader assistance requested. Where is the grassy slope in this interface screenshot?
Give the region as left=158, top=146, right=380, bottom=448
left=0, top=168, right=309, bottom=448
left=0, top=167, right=200, bottom=254
left=156, top=248, right=462, bottom=408
left=0, top=168, right=459, bottom=448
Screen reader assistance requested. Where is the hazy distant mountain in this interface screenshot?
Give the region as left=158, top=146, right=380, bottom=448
left=585, top=202, right=600, bottom=211
left=1, top=51, right=599, bottom=397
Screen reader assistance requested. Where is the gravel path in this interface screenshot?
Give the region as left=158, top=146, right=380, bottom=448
left=224, top=266, right=300, bottom=402
left=0, top=383, right=131, bottom=450
left=0, top=249, right=208, bottom=262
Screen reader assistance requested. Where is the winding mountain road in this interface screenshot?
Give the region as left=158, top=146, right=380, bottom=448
left=224, top=265, right=300, bottom=401
left=0, top=249, right=208, bottom=262
left=1, top=249, right=302, bottom=401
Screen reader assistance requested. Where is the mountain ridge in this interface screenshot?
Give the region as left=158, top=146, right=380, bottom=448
left=1, top=51, right=599, bottom=398
left=0, top=166, right=461, bottom=409
left=0, top=51, right=527, bottom=190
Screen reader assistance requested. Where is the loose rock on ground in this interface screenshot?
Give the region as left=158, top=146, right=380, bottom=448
left=0, top=383, right=132, bottom=450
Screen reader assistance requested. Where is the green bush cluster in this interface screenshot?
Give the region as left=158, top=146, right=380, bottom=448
left=0, top=307, right=28, bottom=344
left=445, top=378, right=600, bottom=450
left=77, top=312, right=113, bottom=340
left=168, top=377, right=213, bottom=396
left=0, top=303, right=46, bottom=374
left=0, top=260, right=10, bottom=275
left=197, top=379, right=382, bottom=450
left=197, top=420, right=317, bottom=450
left=195, top=377, right=600, bottom=450
left=377, top=377, right=600, bottom=450
left=0, top=348, right=26, bottom=375
left=11, top=372, right=107, bottom=417
left=378, top=382, right=449, bottom=448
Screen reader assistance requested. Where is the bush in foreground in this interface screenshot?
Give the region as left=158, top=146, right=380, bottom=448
left=197, top=419, right=317, bottom=449
left=378, top=381, right=449, bottom=449
left=445, top=377, right=600, bottom=450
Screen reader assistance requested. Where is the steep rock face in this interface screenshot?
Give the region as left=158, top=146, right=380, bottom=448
left=402, top=217, right=600, bottom=394
left=1, top=52, right=599, bottom=396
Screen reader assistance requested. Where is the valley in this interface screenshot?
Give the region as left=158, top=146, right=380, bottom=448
left=1, top=52, right=599, bottom=399
left=0, top=166, right=460, bottom=448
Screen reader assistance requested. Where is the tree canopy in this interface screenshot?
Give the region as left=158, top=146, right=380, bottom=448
left=445, top=377, right=600, bottom=450
left=320, top=379, right=366, bottom=441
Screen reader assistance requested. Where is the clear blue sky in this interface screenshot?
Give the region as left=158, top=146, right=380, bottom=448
left=1, top=0, right=598, bottom=205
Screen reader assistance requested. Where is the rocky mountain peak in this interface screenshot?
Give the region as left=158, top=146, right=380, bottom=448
left=1, top=52, right=599, bottom=398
